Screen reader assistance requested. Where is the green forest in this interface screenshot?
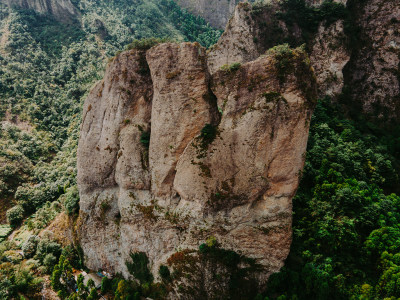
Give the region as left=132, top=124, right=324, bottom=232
left=0, top=0, right=399, bottom=299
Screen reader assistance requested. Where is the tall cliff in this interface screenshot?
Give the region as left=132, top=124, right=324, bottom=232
left=207, top=0, right=400, bottom=125
left=0, top=0, right=79, bottom=22
left=76, top=0, right=399, bottom=297
left=77, top=41, right=317, bottom=297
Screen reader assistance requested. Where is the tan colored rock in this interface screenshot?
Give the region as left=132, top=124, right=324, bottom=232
left=207, top=1, right=351, bottom=99
left=77, top=49, right=153, bottom=274
left=310, top=20, right=350, bottom=97
left=77, top=41, right=317, bottom=297
left=207, top=2, right=264, bottom=75
left=78, top=50, right=153, bottom=192
left=345, top=0, right=400, bottom=124
left=146, top=43, right=218, bottom=198
left=175, top=47, right=316, bottom=268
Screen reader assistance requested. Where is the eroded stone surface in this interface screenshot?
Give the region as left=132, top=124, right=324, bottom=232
left=345, top=0, right=400, bottom=124
left=77, top=42, right=317, bottom=297
left=207, top=1, right=350, bottom=98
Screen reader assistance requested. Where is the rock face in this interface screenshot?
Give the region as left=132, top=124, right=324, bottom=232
left=344, top=0, right=400, bottom=125
left=0, top=0, right=79, bottom=22
left=310, top=19, right=350, bottom=97
left=207, top=0, right=400, bottom=124
left=207, top=1, right=351, bottom=97
left=207, top=2, right=263, bottom=74
left=77, top=41, right=317, bottom=297
left=176, top=0, right=241, bottom=29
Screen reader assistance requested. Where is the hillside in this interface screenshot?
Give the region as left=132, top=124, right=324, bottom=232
left=0, top=0, right=399, bottom=299
left=0, top=0, right=221, bottom=223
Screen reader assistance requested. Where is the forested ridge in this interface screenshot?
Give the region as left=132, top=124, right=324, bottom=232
left=0, top=0, right=399, bottom=299
left=0, top=1, right=221, bottom=297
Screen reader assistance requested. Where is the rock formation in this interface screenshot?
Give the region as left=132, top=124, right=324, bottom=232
left=0, top=0, right=80, bottom=23
left=77, top=40, right=317, bottom=297
left=207, top=1, right=351, bottom=97
left=344, top=0, right=400, bottom=125
left=207, top=0, right=400, bottom=124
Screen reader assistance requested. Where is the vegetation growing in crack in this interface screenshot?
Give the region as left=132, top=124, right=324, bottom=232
left=126, top=252, right=154, bottom=284
left=263, top=98, right=400, bottom=299
left=166, top=236, right=261, bottom=299
left=195, top=124, right=218, bottom=158
left=220, top=62, right=242, bottom=73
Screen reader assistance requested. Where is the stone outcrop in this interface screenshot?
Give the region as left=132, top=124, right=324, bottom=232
left=207, top=1, right=351, bottom=97
left=0, top=0, right=80, bottom=22
left=310, top=19, right=350, bottom=97
left=77, top=41, right=317, bottom=297
left=344, top=0, right=400, bottom=125
left=76, top=0, right=399, bottom=296
left=207, top=0, right=400, bottom=124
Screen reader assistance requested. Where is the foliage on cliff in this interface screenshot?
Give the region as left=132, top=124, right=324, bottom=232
left=0, top=0, right=399, bottom=299
left=265, top=98, right=400, bottom=299
left=0, top=1, right=221, bottom=298
left=0, top=0, right=221, bottom=223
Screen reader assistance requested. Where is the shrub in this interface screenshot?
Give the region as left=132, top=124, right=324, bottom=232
left=6, top=205, right=24, bottom=227
left=159, top=265, right=170, bottom=280
left=220, top=62, right=241, bottom=72
left=43, top=253, right=57, bottom=271
left=22, top=235, right=39, bottom=259
left=200, top=124, right=217, bottom=146
left=35, top=238, right=62, bottom=262
left=64, top=185, right=79, bottom=215
left=126, top=252, right=153, bottom=283
left=61, top=245, right=83, bottom=269
left=126, top=38, right=169, bottom=51
left=101, top=276, right=111, bottom=294
left=87, top=288, right=98, bottom=300
left=140, top=131, right=151, bottom=149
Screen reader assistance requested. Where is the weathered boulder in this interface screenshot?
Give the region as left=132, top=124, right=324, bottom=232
left=77, top=41, right=317, bottom=297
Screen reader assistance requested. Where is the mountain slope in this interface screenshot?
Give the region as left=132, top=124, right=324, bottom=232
left=0, top=0, right=80, bottom=22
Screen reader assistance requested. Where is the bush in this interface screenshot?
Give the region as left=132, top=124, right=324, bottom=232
left=64, top=186, right=79, bottom=215
left=159, top=265, right=170, bottom=280
left=6, top=205, right=24, bottom=227
left=200, top=124, right=217, bottom=146
left=22, top=235, right=39, bottom=258
left=43, top=253, right=57, bottom=271
left=126, top=252, right=153, bottom=283
left=35, top=238, right=62, bottom=263
left=140, top=131, right=151, bottom=149
left=101, top=276, right=111, bottom=294
left=126, top=38, right=169, bottom=51
left=220, top=62, right=241, bottom=72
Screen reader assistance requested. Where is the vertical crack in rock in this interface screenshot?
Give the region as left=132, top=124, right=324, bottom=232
left=77, top=49, right=154, bottom=274
left=146, top=43, right=219, bottom=200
